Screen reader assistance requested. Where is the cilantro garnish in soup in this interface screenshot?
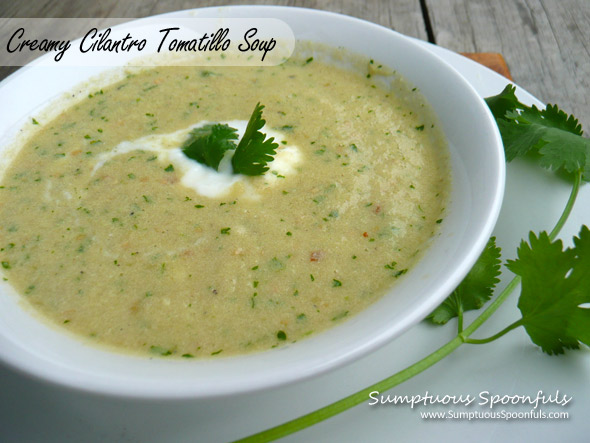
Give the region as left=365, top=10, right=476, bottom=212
left=0, top=46, right=449, bottom=358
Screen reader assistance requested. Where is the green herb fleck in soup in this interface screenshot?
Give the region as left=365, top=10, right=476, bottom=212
left=0, top=47, right=449, bottom=358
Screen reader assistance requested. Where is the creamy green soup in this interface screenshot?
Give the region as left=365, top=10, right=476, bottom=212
left=0, top=50, right=449, bottom=358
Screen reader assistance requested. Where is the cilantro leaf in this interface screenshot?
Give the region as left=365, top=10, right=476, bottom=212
left=514, top=103, right=583, bottom=136
left=485, top=84, right=520, bottom=121
left=485, top=85, right=590, bottom=181
left=182, top=123, right=238, bottom=171
left=180, top=103, right=279, bottom=176
left=231, top=103, right=279, bottom=176
left=506, top=226, right=590, bottom=355
left=428, top=237, right=502, bottom=324
left=539, top=128, right=590, bottom=179
left=495, top=117, right=546, bottom=161
left=504, top=105, right=588, bottom=175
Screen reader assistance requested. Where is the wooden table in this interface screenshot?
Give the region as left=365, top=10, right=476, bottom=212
left=1, top=2, right=589, bottom=442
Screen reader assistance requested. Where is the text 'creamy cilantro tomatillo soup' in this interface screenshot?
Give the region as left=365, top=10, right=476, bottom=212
left=0, top=46, right=449, bottom=358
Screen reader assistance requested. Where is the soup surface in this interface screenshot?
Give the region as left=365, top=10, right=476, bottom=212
left=0, top=51, right=449, bottom=357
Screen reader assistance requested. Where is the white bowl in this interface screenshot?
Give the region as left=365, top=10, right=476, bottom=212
left=0, top=6, right=504, bottom=398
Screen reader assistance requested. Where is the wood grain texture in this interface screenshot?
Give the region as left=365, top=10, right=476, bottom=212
left=426, top=0, right=590, bottom=131
left=0, top=0, right=427, bottom=39
left=0, top=0, right=427, bottom=81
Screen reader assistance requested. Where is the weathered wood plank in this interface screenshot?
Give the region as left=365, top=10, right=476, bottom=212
left=426, top=0, right=590, bottom=131
left=0, top=0, right=428, bottom=82
left=0, top=0, right=427, bottom=38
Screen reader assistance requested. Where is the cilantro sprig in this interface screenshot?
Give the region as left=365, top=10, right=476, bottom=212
left=181, top=103, right=278, bottom=176
left=508, top=227, right=590, bottom=355
left=432, top=85, right=588, bottom=349
left=236, top=86, right=589, bottom=443
left=486, top=85, right=590, bottom=180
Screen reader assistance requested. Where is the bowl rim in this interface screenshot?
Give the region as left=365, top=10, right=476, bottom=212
left=0, top=5, right=505, bottom=399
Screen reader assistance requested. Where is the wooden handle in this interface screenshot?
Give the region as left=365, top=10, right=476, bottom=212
left=460, top=52, right=513, bottom=81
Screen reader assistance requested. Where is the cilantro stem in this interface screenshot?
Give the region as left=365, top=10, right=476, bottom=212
left=457, top=303, right=464, bottom=334
left=548, top=170, right=581, bottom=242
left=463, top=319, right=524, bottom=344
left=234, top=337, right=464, bottom=443
left=236, top=169, right=583, bottom=442
left=458, top=276, right=521, bottom=340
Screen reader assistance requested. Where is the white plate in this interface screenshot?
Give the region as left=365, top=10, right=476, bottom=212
left=0, top=20, right=589, bottom=443
left=0, top=7, right=505, bottom=399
